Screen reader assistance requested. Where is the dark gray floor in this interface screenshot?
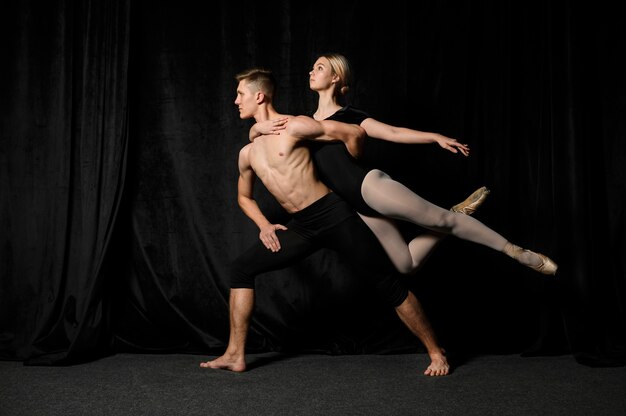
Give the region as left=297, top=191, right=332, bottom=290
left=1, top=352, right=625, bottom=416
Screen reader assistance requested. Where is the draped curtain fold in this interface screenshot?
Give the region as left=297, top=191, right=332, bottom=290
left=0, top=0, right=130, bottom=365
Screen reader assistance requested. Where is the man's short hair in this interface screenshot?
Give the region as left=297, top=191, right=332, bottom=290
left=236, top=68, right=276, bottom=101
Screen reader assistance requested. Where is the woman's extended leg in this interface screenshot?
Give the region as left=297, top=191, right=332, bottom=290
left=359, top=214, right=435, bottom=274
left=360, top=169, right=557, bottom=275
left=359, top=187, right=489, bottom=274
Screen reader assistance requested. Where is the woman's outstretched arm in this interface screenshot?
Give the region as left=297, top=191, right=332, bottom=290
left=360, top=117, right=470, bottom=156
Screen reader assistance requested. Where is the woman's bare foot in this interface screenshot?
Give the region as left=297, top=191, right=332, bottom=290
left=199, top=353, right=246, bottom=372
left=424, top=351, right=450, bottom=376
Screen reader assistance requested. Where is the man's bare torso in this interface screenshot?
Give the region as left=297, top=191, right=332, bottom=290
left=242, top=130, right=330, bottom=213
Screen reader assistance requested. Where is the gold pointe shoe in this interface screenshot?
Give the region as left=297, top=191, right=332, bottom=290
left=451, top=186, right=491, bottom=215
left=531, top=252, right=558, bottom=275
left=504, top=243, right=558, bottom=275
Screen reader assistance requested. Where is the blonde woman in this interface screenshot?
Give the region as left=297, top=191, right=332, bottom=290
left=304, top=53, right=557, bottom=275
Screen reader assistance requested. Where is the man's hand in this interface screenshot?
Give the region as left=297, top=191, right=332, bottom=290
left=259, top=223, right=288, bottom=252
left=249, top=117, right=289, bottom=142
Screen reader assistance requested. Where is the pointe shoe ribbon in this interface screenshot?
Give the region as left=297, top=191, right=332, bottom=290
left=451, top=186, right=491, bottom=215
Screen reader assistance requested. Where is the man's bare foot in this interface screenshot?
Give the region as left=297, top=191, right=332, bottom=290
left=423, top=352, right=450, bottom=376
left=199, top=354, right=246, bottom=372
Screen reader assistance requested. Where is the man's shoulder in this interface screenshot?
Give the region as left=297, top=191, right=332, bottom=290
left=239, top=142, right=253, bottom=156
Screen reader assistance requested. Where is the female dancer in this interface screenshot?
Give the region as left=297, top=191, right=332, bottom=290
left=252, top=54, right=557, bottom=275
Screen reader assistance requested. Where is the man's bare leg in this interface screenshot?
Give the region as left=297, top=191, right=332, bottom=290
left=200, top=288, right=253, bottom=372
left=395, top=291, right=450, bottom=376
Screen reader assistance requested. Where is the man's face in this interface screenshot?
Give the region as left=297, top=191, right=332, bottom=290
left=234, top=80, right=258, bottom=120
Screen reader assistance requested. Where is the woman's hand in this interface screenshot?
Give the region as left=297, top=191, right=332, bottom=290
left=249, top=117, right=289, bottom=142
left=436, top=135, right=470, bottom=156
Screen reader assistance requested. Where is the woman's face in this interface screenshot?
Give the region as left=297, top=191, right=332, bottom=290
left=309, top=57, right=336, bottom=92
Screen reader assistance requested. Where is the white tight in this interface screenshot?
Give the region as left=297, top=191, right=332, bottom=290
left=360, top=169, right=541, bottom=274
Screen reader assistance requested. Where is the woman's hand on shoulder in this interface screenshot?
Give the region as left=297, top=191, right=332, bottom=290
left=249, top=117, right=289, bottom=142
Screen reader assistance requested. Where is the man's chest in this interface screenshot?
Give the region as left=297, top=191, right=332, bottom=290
left=249, top=136, right=297, bottom=170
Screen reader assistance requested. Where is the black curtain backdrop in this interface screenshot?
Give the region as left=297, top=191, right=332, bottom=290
left=1, top=0, right=625, bottom=367
left=1, top=0, right=130, bottom=365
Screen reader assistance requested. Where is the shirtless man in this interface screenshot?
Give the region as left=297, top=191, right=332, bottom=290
left=200, top=68, right=450, bottom=376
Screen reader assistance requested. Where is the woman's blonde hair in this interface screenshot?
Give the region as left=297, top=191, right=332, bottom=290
left=318, top=53, right=352, bottom=98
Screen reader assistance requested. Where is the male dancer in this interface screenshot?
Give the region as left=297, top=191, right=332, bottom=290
left=200, top=68, right=453, bottom=376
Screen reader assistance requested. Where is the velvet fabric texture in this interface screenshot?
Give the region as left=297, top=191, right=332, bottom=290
left=1, top=1, right=625, bottom=366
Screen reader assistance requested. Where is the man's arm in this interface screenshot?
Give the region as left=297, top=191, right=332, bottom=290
left=285, top=115, right=366, bottom=158
left=237, top=145, right=287, bottom=252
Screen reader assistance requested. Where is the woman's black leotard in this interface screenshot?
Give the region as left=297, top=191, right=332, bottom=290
left=310, top=106, right=379, bottom=216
